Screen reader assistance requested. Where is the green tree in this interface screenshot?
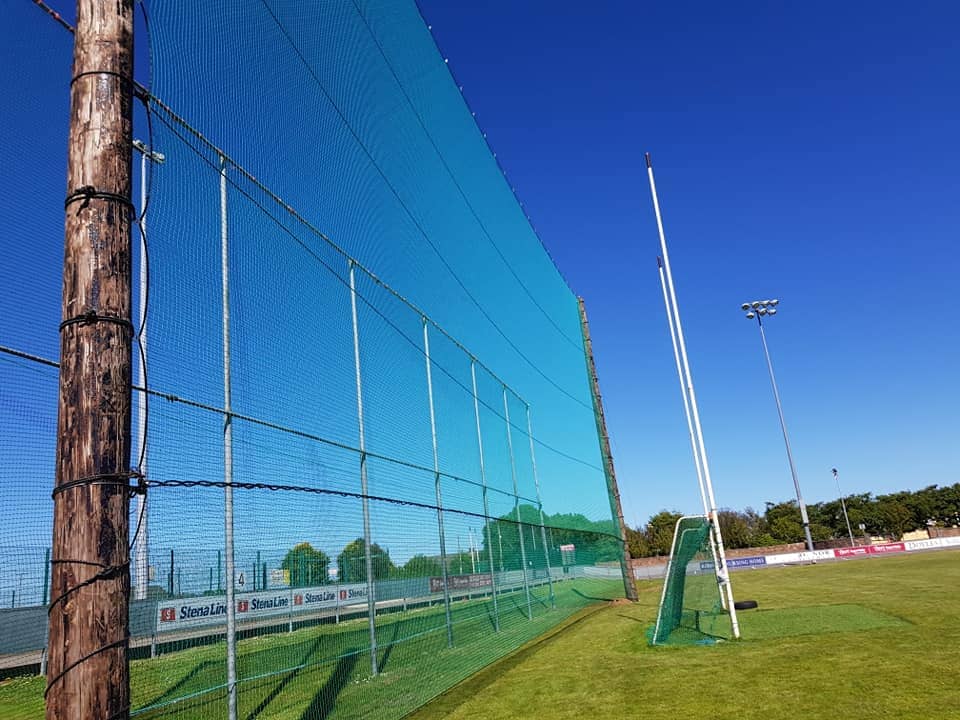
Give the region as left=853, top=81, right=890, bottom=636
left=337, top=539, right=395, bottom=583
left=399, top=554, right=442, bottom=579
left=874, top=499, right=913, bottom=539
left=446, top=551, right=475, bottom=575
left=769, top=516, right=804, bottom=543
left=644, top=511, right=683, bottom=556
left=281, top=542, right=330, bottom=587
left=717, top=510, right=751, bottom=549
left=625, top=525, right=649, bottom=558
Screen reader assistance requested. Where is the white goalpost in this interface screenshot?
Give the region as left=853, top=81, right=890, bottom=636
left=645, top=153, right=740, bottom=641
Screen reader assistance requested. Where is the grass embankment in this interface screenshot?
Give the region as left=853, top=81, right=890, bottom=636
left=410, top=551, right=960, bottom=720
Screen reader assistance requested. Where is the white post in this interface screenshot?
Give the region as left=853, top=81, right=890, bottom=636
left=423, top=319, right=454, bottom=646
left=132, top=139, right=163, bottom=602
left=470, top=358, right=502, bottom=632
left=468, top=528, right=477, bottom=574
left=471, top=361, right=500, bottom=630
left=525, top=406, right=555, bottom=608
left=645, top=153, right=739, bottom=639
left=220, top=154, right=239, bottom=719
left=656, top=258, right=723, bottom=593
left=497, top=523, right=504, bottom=571
left=503, top=388, right=532, bottom=620
left=349, top=260, right=379, bottom=676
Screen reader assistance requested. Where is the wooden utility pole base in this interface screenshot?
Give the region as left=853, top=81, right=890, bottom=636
left=47, top=1, right=135, bottom=719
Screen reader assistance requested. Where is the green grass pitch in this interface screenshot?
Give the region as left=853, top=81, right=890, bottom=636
left=411, top=550, right=960, bottom=720
left=2, top=551, right=958, bottom=719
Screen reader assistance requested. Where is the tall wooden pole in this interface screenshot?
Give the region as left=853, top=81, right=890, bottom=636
left=577, top=297, right=638, bottom=602
left=47, top=2, right=134, bottom=719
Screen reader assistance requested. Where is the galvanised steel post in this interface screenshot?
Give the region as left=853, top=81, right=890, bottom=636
left=423, top=320, right=454, bottom=646
left=349, top=260, right=379, bottom=675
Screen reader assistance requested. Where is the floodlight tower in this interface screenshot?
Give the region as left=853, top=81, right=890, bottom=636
left=741, top=299, right=814, bottom=552
left=833, top=468, right=856, bottom=547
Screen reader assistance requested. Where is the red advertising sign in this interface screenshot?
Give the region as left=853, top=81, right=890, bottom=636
left=834, top=543, right=906, bottom=558
left=834, top=546, right=870, bottom=558
left=871, top=542, right=905, bottom=554
left=160, top=607, right=176, bottom=622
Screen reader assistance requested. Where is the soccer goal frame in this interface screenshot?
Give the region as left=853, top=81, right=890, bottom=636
left=651, top=514, right=740, bottom=645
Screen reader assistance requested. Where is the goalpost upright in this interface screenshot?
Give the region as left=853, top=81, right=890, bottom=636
left=645, top=153, right=740, bottom=639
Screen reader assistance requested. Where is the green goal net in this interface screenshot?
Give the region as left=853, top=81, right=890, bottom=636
left=649, top=515, right=728, bottom=645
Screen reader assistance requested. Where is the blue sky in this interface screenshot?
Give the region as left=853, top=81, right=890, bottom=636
left=1, top=0, right=957, bottom=594
left=416, top=0, right=960, bottom=525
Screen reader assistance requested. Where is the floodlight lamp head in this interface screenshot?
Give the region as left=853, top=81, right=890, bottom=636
left=758, top=308, right=768, bottom=316
left=746, top=311, right=755, bottom=319
left=770, top=298, right=779, bottom=306
left=768, top=308, right=777, bottom=315
left=741, top=303, right=750, bottom=311
left=751, top=301, right=761, bottom=309
left=133, top=138, right=165, bottom=163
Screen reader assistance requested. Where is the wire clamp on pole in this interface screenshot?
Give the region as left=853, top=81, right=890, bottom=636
left=51, top=470, right=144, bottom=499
left=64, top=185, right=135, bottom=214
left=69, top=69, right=133, bottom=89
left=59, top=310, right=134, bottom=335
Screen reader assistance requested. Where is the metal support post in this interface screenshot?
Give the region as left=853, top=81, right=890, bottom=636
left=423, top=320, right=454, bottom=646
left=833, top=468, right=856, bottom=547
left=133, top=139, right=163, bottom=602
left=525, top=407, right=555, bottom=608
left=756, top=317, right=815, bottom=553
left=40, top=547, right=50, bottom=675
left=503, top=389, right=532, bottom=619
left=349, top=260, right=379, bottom=675
left=220, top=154, right=239, bottom=720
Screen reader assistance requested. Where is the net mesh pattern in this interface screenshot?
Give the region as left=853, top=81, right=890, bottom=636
left=0, top=1, right=630, bottom=718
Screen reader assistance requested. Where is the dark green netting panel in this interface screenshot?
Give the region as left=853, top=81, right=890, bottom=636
left=0, top=1, right=631, bottom=719
left=649, top=516, right=728, bottom=646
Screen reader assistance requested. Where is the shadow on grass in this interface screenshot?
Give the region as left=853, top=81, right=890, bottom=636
left=142, top=659, right=220, bottom=710
left=572, top=588, right=615, bottom=603
left=244, top=634, right=326, bottom=720
left=485, top=598, right=500, bottom=631
left=298, top=652, right=358, bottom=720
left=377, top=621, right=402, bottom=672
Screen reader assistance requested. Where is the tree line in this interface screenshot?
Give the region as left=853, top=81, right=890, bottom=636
left=281, top=483, right=960, bottom=576
left=625, top=483, right=960, bottom=557
left=281, top=505, right=624, bottom=586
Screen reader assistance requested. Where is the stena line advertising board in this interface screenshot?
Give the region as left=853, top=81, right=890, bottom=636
left=157, top=583, right=369, bottom=631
